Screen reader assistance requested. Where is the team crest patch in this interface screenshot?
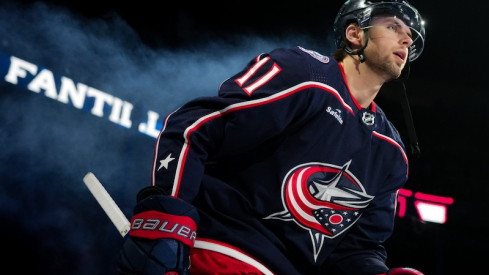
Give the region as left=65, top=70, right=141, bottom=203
left=298, top=46, right=329, bottom=63
left=265, top=160, right=373, bottom=261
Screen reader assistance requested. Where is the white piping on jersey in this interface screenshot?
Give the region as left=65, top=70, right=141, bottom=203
left=194, top=239, right=275, bottom=275
left=169, top=81, right=355, bottom=196
left=372, top=131, right=409, bottom=173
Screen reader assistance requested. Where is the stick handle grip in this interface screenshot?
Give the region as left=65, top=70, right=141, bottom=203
left=83, top=172, right=131, bottom=238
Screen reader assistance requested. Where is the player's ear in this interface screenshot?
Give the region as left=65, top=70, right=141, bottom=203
left=345, top=24, right=364, bottom=50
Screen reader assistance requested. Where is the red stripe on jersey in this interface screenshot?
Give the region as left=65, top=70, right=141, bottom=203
left=372, top=131, right=409, bottom=175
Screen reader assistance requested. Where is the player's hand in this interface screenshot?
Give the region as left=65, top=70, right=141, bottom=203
left=387, top=267, right=424, bottom=275
left=117, top=186, right=199, bottom=275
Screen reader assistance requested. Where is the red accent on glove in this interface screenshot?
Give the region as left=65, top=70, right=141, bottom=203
left=129, top=210, right=197, bottom=248
left=164, top=272, right=179, bottom=275
left=388, top=267, right=424, bottom=275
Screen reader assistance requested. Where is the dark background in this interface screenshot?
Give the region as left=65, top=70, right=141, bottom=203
left=0, top=0, right=486, bottom=274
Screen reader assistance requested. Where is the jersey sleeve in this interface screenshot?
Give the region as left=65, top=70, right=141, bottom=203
left=151, top=48, right=320, bottom=201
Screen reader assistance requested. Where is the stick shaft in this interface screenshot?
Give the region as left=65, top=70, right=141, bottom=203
left=83, top=172, right=130, bottom=238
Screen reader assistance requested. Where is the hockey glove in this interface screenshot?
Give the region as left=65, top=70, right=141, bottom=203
left=117, top=186, right=200, bottom=275
left=387, top=267, right=424, bottom=275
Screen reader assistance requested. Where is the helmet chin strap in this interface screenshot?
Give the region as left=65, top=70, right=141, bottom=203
left=343, top=31, right=370, bottom=63
left=393, top=61, right=421, bottom=157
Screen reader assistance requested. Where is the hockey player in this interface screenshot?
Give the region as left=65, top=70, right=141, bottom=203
left=117, top=0, right=426, bottom=274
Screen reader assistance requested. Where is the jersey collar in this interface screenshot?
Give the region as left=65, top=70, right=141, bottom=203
left=337, top=62, right=377, bottom=113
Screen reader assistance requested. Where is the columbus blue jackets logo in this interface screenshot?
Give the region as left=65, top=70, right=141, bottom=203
left=298, top=46, right=329, bottom=63
left=265, top=160, right=373, bottom=260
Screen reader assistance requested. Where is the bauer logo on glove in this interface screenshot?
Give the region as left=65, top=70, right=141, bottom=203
left=130, top=210, right=198, bottom=247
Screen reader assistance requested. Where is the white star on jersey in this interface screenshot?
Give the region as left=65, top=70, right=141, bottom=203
left=158, top=153, right=175, bottom=170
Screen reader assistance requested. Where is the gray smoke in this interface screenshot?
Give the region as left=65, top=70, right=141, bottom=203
left=0, top=1, right=333, bottom=275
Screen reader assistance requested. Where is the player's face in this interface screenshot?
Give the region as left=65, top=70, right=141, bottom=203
left=363, top=15, right=413, bottom=81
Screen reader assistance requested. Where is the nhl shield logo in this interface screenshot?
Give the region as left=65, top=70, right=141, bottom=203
left=265, top=160, right=373, bottom=260
left=362, top=112, right=375, bottom=125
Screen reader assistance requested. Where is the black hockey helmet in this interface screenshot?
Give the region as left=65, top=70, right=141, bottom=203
left=333, top=0, right=425, bottom=62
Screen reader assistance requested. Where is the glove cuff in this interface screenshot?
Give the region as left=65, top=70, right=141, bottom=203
left=133, top=191, right=200, bottom=223
left=129, top=210, right=197, bottom=247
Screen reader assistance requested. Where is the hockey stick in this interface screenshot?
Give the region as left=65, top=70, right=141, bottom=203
left=83, top=172, right=131, bottom=238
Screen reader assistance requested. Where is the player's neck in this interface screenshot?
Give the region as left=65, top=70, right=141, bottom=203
left=340, top=56, right=383, bottom=109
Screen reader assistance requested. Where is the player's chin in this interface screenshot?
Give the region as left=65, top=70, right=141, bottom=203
left=386, top=68, right=402, bottom=81
left=392, top=62, right=404, bottom=76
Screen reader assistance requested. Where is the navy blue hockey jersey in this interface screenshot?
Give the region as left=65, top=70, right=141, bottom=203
left=150, top=46, right=409, bottom=274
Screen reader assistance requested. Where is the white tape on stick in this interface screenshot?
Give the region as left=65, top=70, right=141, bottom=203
left=83, top=172, right=130, bottom=238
